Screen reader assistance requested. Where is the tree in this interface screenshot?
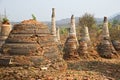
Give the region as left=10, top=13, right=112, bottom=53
left=32, top=14, right=36, bottom=20
left=112, top=19, right=118, bottom=25
left=2, top=17, right=10, bottom=24
left=79, top=13, right=96, bottom=28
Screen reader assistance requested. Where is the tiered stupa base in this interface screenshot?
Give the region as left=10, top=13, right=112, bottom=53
left=78, top=40, right=99, bottom=59
left=97, top=39, right=119, bottom=59
left=64, top=35, right=79, bottom=60
left=0, top=19, right=67, bottom=71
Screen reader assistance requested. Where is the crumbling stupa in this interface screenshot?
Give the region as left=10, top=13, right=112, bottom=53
left=78, top=26, right=90, bottom=55
left=78, top=26, right=98, bottom=59
left=78, top=40, right=88, bottom=57
left=64, top=15, right=79, bottom=60
left=0, top=22, right=11, bottom=52
left=97, top=17, right=118, bottom=58
left=0, top=18, right=67, bottom=71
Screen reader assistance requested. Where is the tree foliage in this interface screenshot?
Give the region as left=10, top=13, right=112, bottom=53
left=32, top=14, right=36, bottom=20
left=2, top=17, right=10, bottom=24
left=109, top=26, right=120, bottom=40
left=79, top=13, right=96, bottom=28
left=60, top=27, right=68, bottom=34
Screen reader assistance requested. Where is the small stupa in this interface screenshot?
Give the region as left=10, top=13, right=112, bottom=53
left=78, top=26, right=90, bottom=56
left=0, top=18, right=11, bottom=52
left=97, top=17, right=118, bottom=58
left=81, top=26, right=91, bottom=43
left=63, top=15, right=79, bottom=60
left=51, top=8, right=58, bottom=42
left=56, top=27, right=60, bottom=41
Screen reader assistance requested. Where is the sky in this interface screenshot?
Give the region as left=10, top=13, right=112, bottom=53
left=0, top=0, right=120, bottom=22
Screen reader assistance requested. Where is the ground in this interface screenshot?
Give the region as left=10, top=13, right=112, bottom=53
left=0, top=58, right=120, bottom=80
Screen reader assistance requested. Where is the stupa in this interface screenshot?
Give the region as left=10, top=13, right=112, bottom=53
left=0, top=18, right=11, bottom=52
left=78, top=26, right=99, bottom=59
left=51, top=8, right=58, bottom=42
left=97, top=17, right=118, bottom=58
left=63, top=15, right=79, bottom=60
left=0, top=19, right=67, bottom=71
left=78, top=26, right=90, bottom=56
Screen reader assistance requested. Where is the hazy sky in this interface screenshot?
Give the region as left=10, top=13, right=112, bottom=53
left=0, top=0, right=120, bottom=22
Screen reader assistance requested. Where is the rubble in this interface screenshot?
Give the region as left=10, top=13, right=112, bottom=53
left=112, top=40, right=120, bottom=52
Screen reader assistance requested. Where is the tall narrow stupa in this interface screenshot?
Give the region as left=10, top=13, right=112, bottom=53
left=0, top=20, right=11, bottom=52
left=97, top=17, right=118, bottom=58
left=102, top=17, right=109, bottom=39
left=51, top=8, right=57, bottom=42
left=63, top=15, right=79, bottom=60
left=70, top=15, right=78, bottom=45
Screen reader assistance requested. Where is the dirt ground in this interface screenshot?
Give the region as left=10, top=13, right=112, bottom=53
left=0, top=58, right=120, bottom=80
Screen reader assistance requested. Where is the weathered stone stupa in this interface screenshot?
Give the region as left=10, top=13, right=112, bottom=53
left=0, top=22, right=11, bottom=52
left=102, top=17, right=109, bottom=39
left=56, top=27, right=60, bottom=41
left=0, top=19, right=67, bottom=71
left=80, top=26, right=92, bottom=47
left=78, top=23, right=99, bottom=59
left=78, top=40, right=88, bottom=57
left=63, top=15, right=79, bottom=60
left=97, top=17, right=118, bottom=58
left=51, top=8, right=58, bottom=42
left=81, top=26, right=91, bottom=43
left=2, top=20, right=49, bottom=56
left=78, top=26, right=90, bottom=55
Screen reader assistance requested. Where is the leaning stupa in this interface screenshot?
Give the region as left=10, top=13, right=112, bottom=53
left=0, top=19, right=67, bottom=71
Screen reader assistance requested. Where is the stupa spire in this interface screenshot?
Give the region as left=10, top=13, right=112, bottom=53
left=102, top=16, right=109, bottom=39
left=51, top=8, right=56, bottom=36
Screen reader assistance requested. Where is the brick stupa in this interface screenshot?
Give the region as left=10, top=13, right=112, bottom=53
left=97, top=17, right=119, bottom=58
left=63, top=15, right=79, bottom=60
left=0, top=19, right=67, bottom=71
left=0, top=22, right=11, bottom=52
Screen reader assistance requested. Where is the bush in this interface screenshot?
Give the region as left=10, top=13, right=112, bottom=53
left=2, top=17, right=9, bottom=24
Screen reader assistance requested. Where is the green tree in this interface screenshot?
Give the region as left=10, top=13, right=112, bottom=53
left=112, top=19, right=118, bottom=25
left=60, top=27, right=68, bottom=34
left=32, top=14, right=36, bottom=20
left=2, top=17, right=10, bottom=24
left=79, top=13, right=96, bottom=28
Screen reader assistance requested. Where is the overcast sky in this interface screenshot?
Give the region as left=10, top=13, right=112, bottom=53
left=0, top=0, right=120, bottom=22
